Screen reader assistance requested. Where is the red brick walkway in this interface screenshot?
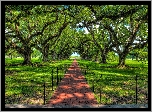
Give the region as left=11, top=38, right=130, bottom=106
left=47, top=59, right=98, bottom=106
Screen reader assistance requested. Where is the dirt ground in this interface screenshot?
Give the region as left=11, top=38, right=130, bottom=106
left=5, top=104, right=148, bottom=108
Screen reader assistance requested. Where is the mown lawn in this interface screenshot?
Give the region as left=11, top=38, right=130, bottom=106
left=5, top=58, right=72, bottom=105
left=77, top=59, right=148, bottom=105
left=5, top=58, right=148, bottom=105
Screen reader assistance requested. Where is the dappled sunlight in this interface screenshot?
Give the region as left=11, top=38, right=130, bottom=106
left=78, top=59, right=148, bottom=104
left=5, top=89, right=22, bottom=96
left=60, top=85, right=72, bottom=89
left=5, top=57, right=148, bottom=105
left=74, top=92, right=84, bottom=97
left=103, top=86, right=122, bottom=92
left=47, top=60, right=98, bottom=105
left=5, top=59, right=73, bottom=104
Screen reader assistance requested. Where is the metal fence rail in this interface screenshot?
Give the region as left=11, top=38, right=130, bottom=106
left=80, top=67, right=148, bottom=105
left=5, top=65, right=69, bottom=105
left=5, top=66, right=148, bottom=105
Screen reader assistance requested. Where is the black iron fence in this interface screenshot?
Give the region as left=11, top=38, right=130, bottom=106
left=5, top=64, right=148, bottom=105
left=5, top=65, right=69, bottom=105
left=80, top=66, right=148, bottom=105
left=5, top=83, right=44, bottom=104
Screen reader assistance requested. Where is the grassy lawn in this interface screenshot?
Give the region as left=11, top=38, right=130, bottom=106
left=5, top=58, right=72, bottom=105
left=77, top=59, right=148, bottom=105
left=5, top=58, right=148, bottom=105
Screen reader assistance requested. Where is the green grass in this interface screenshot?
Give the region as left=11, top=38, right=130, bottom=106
left=5, top=58, right=148, bottom=105
left=5, top=58, right=72, bottom=105
left=77, top=59, right=148, bottom=105
left=70, top=56, right=81, bottom=60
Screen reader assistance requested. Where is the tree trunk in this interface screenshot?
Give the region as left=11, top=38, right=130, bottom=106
left=118, top=53, right=127, bottom=67
left=42, top=53, right=49, bottom=62
left=22, top=51, right=32, bottom=65
left=132, top=55, right=134, bottom=60
left=94, top=50, right=99, bottom=62
left=10, top=55, right=12, bottom=59
left=94, top=55, right=98, bottom=62
left=100, top=49, right=108, bottom=64
left=53, top=52, right=56, bottom=60
left=42, top=45, right=49, bottom=62
left=101, top=53, right=107, bottom=63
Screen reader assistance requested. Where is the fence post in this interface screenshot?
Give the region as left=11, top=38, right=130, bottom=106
left=43, top=82, right=45, bottom=105
left=51, top=69, right=54, bottom=91
left=85, top=70, right=86, bottom=75
left=64, top=65, right=67, bottom=74
left=135, top=74, right=137, bottom=104
left=87, top=66, right=88, bottom=72
left=92, top=78, right=94, bottom=92
left=99, top=75, right=102, bottom=104
left=92, top=72, right=95, bottom=92
left=100, top=83, right=101, bottom=104
left=57, top=67, right=59, bottom=85
left=92, top=80, right=94, bottom=92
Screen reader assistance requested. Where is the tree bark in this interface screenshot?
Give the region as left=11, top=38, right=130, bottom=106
left=22, top=51, right=32, bottom=65
left=42, top=46, right=49, bottom=62
left=132, top=55, right=134, bottom=60
left=94, top=50, right=99, bottom=62
left=101, top=53, right=107, bottom=63
left=100, top=48, right=108, bottom=64
left=10, top=55, right=12, bottom=59
left=42, top=53, right=49, bottom=62
left=118, top=53, right=127, bottom=67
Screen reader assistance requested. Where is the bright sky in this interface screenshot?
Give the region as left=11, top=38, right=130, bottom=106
left=74, top=23, right=146, bottom=57
left=71, top=52, right=80, bottom=56
left=78, top=23, right=99, bottom=34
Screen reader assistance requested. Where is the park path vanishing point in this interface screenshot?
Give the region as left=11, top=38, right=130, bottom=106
left=46, top=59, right=98, bottom=107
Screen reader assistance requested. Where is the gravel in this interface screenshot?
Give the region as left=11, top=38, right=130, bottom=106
left=5, top=104, right=148, bottom=108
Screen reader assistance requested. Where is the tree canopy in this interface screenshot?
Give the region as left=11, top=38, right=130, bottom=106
left=5, top=5, right=148, bottom=66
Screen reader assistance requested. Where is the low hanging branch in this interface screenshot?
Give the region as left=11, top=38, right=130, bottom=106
left=85, top=23, right=103, bottom=52
left=28, top=13, right=59, bottom=40
left=129, top=38, right=148, bottom=51
left=86, top=5, right=143, bottom=25
left=42, top=21, right=70, bottom=46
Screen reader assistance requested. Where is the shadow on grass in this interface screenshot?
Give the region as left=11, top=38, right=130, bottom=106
left=77, top=60, right=148, bottom=105
left=47, top=67, right=98, bottom=106
left=5, top=60, right=73, bottom=105
left=5, top=77, right=63, bottom=105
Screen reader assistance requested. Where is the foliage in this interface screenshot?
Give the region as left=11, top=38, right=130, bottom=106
left=78, top=59, right=148, bottom=104
left=5, top=58, right=72, bottom=104
left=5, top=5, right=148, bottom=66
left=4, top=4, right=149, bottom=106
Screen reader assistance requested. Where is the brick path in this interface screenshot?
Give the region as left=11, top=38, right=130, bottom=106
left=47, top=59, right=98, bottom=106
